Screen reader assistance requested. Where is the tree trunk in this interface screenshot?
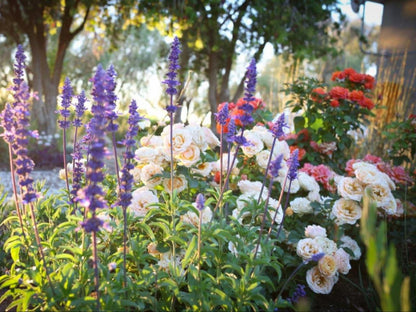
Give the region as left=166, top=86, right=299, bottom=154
left=208, top=51, right=219, bottom=133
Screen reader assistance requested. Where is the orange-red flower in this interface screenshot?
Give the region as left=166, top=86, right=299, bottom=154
left=348, top=90, right=364, bottom=103
left=360, top=97, right=375, bottom=109
left=331, top=71, right=346, bottom=81
left=330, top=99, right=340, bottom=107
left=311, top=87, right=326, bottom=102
left=349, top=72, right=365, bottom=84
left=364, top=74, right=375, bottom=90
left=329, top=86, right=349, bottom=100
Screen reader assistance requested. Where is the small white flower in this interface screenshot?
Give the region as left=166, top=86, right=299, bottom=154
left=305, top=225, right=327, bottom=238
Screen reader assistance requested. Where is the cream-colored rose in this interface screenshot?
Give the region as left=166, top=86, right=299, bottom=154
left=314, top=237, right=338, bottom=255
left=368, top=182, right=393, bottom=208
left=241, top=131, right=264, bottom=158
left=161, top=124, right=193, bottom=155
left=298, top=172, right=320, bottom=193
left=331, top=198, right=362, bottom=225
left=290, top=197, right=313, bottom=215
left=273, top=140, right=291, bottom=160
left=187, top=124, right=208, bottom=151
left=380, top=195, right=398, bottom=215
left=296, top=238, right=323, bottom=261
left=353, top=162, right=387, bottom=186
left=306, top=266, right=338, bottom=294
left=176, top=143, right=201, bottom=167
left=135, top=146, right=159, bottom=164
left=191, top=162, right=213, bottom=177
left=157, top=251, right=182, bottom=272
left=337, top=177, right=364, bottom=201
left=334, top=248, right=351, bottom=274
left=129, top=187, right=159, bottom=217
left=131, top=166, right=142, bottom=183
left=162, top=175, right=188, bottom=194
left=213, top=154, right=239, bottom=174
left=140, top=163, right=163, bottom=188
left=339, top=235, right=361, bottom=260
left=278, top=171, right=300, bottom=193
left=307, top=191, right=321, bottom=203
left=202, top=126, right=220, bottom=149
left=147, top=242, right=160, bottom=256
left=256, top=150, right=271, bottom=170
left=181, top=206, right=212, bottom=227
left=140, top=135, right=163, bottom=147
left=318, top=254, right=337, bottom=277
left=238, top=180, right=265, bottom=196
left=252, top=125, right=274, bottom=148
left=305, top=225, right=327, bottom=238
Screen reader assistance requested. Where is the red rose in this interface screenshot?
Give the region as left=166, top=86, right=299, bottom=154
left=331, top=71, right=346, bottom=81
left=330, top=99, right=340, bottom=107
left=329, top=86, right=349, bottom=100
left=348, top=90, right=364, bottom=103
left=349, top=72, right=365, bottom=83
left=311, top=87, right=327, bottom=102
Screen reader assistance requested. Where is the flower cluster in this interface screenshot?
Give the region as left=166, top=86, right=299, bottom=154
left=297, top=224, right=361, bottom=294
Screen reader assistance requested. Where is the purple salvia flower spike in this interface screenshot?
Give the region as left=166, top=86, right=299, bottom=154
left=288, top=149, right=300, bottom=181
left=163, top=36, right=181, bottom=113
left=226, top=118, right=236, bottom=143
left=58, top=77, right=73, bottom=129
left=269, top=154, right=283, bottom=178
left=270, top=113, right=288, bottom=138
left=215, top=102, right=229, bottom=125
left=241, top=58, right=257, bottom=112
left=309, top=252, right=325, bottom=262
left=105, top=65, right=119, bottom=132
left=195, top=193, right=205, bottom=211
left=73, top=90, right=87, bottom=127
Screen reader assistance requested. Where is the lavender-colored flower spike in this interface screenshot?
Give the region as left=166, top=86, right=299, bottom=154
left=162, top=36, right=181, bottom=113
left=0, top=104, right=15, bottom=144
left=226, top=118, right=236, bottom=143
left=73, top=90, right=87, bottom=127
left=309, top=252, right=325, bottom=262
left=288, top=149, right=300, bottom=181
left=105, top=65, right=119, bottom=132
left=270, top=113, right=288, bottom=138
left=118, top=99, right=143, bottom=209
left=241, top=58, right=257, bottom=112
left=215, top=102, right=229, bottom=125
left=195, top=193, right=205, bottom=211
left=58, top=77, right=73, bottom=129
left=269, top=154, right=283, bottom=178
left=13, top=45, right=26, bottom=92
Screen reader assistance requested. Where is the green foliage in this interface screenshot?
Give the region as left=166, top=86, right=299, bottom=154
left=360, top=188, right=411, bottom=312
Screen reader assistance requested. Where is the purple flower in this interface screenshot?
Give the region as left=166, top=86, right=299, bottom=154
left=73, top=90, right=87, bottom=127
left=58, top=77, right=73, bottom=129
left=79, top=216, right=104, bottom=233
left=287, top=284, right=306, bottom=304
left=237, top=112, right=254, bottom=127
left=270, top=113, right=288, bottom=138
left=71, top=144, right=85, bottom=203
left=269, top=154, right=283, bottom=178
left=105, top=65, right=119, bottom=132
left=242, top=58, right=257, bottom=111
left=288, top=149, right=300, bottom=181
left=226, top=118, right=236, bottom=143
left=215, top=102, right=229, bottom=126
left=162, top=36, right=181, bottom=112
left=13, top=45, right=26, bottom=93
left=195, top=193, right=205, bottom=211
left=118, top=100, right=143, bottom=209
left=309, top=252, right=325, bottom=262
left=0, top=103, right=15, bottom=144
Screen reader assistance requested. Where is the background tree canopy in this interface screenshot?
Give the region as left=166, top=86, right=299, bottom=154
left=1, top=0, right=345, bottom=135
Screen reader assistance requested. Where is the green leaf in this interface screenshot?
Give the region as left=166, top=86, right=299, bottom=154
left=182, top=235, right=197, bottom=268
left=293, top=116, right=305, bottom=132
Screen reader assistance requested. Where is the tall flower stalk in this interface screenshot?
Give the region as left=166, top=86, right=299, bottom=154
left=257, top=113, right=287, bottom=203
left=57, top=77, right=73, bottom=197
left=213, top=59, right=257, bottom=214
left=215, top=103, right=229, bottom=191
left=77, top=65, right=110, bottom=311
left=162, top=36, right=181, bottom=264
left=117, top=99, right=142, bottom=289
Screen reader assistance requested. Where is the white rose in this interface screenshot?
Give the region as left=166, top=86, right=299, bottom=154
left=368, top=182, right=394, bottom=208
left=290, top=197, right=313, bottom=215
left=213, top=154, right=239, bottom=174
left=353, top=162, right=388, bottom=186
left=202, top=126, right=220, bottom=149
left=307, top=191, right=321, bottom=203
left=266, top=197, right=283, bottom=224
left=181, top=206, right=212, bottom=227
left=334, top=248, right=351, bottom=274
left=241, top=131, right=264, bottom=158
left=176, top=143, right=201, bottom=167
left=140, top=163, right=163, bottom=188
left=129, top=187, right=159, bottom=217
left=278, top=172, right=300, bottom=193
left=186, top=124, right=208, bottom=151
left=331, top=198, right=362, bottom=225
left=252, top=125, right=274, bottom=148
left=318, top=254, right=338, bottom=277
left=162, top=175, right=188, bottom=194
left=306, top=266, right=338, bottom=294
left=161, top=124, right=193, bottom=155
left=337, top=177, right=364, bottom=201
left=238, top=180, right=265, bottom=196
left=298, top=172, right=320, bottom=193
left=140, top=135, right=162, bottom=147
left=296, top=238, right=323, bottom=261
left=380, top=195, right=398, bottom=215
left=256, top=150, right=271, bottom=170
left=135, top=146, right=159, bottom=164
left=314, top=237, right=338, bottom=255
left=191, top=162, right=213, bottom=177
left=272, top=140, right=291, bottom=160
left=305, top=225, right=327, bottom=238
left=339, top=235, right=361, bottom=260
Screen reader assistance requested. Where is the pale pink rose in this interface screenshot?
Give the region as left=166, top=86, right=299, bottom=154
left=334, top=248, right=351, bottom=274
left=345, top=158, right=361, bottom=176
left=363, top=153, right=382, bottom=164
left=305, top=225, right=327, bottom=238
left=306, top=266, right=338, bottom=294
left=331, top=198, right=362, bottom=225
